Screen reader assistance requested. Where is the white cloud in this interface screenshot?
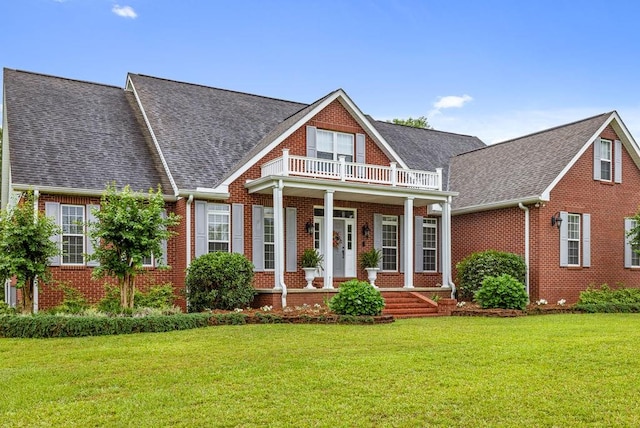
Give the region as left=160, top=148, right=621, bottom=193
left=433, top=94, right=473, bottom=110
left=112, top=5, right=137, bottom=19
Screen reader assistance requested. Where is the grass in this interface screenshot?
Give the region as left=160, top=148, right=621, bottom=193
left=2, top=314, right=640, bottom=427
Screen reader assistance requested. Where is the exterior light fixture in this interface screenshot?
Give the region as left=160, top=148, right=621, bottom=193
left=551, top=212, right=563, bottom=229
left=362, top=223, right=370, bottom=238
left=305, top=221, right=314, bottom=235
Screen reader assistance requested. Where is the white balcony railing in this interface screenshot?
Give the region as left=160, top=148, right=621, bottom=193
left=261, top=149, right=442, bottom=191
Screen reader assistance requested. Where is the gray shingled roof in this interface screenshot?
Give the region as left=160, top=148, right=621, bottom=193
left=449, top=112, right=612, bottom=211
left=4, top=69, right=171, bottom=193
left=127, top=74, right=307, bottom=190
left=372, top=120, right=485, bottom=186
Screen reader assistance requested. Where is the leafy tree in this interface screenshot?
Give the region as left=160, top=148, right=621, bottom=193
left=388, top=116, right=432, bottom=129
left=0, top=191, right=60, bottom=314
left=89, top=185, right=180, bottom=309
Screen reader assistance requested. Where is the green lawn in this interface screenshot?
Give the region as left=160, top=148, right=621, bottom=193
left=2, top=314, right=640, bottom=427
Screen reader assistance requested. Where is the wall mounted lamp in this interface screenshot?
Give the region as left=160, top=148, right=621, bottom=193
left=551, top=212, right=563, bottom=229
left=305, top=221, right=314, bottom=235
left=362, top=223, right=370, bottom=239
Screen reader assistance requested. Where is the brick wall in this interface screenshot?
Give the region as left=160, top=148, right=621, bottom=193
left=451, top=125, right=640, bottom=303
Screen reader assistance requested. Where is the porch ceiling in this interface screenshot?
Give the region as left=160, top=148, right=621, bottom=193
left=245, top=175, right=457, bottom=207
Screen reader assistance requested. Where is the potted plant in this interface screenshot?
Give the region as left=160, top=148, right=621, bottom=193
left=300, top=248, right=323, bottom=289
left=360, top=248, right=382, bottom=287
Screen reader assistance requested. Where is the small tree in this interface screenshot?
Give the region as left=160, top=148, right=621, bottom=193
left=388, top=116, right=432, bottom=129
left=0, top=191, right=60, bottom=314
left=89, top=185, right=180, bottom=309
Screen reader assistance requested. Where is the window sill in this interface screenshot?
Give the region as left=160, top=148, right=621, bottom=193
left=60, top=265, right=87, bottom=270
left=599, top=180, right=614, bottom=186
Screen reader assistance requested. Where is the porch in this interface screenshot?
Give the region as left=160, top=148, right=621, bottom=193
left=246, top=150, right=458, bottom=310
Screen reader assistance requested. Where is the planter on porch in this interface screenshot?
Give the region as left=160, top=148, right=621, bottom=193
left=365, top=267, right=380, bottom=287
left=302, top=267, right=318, bottom=289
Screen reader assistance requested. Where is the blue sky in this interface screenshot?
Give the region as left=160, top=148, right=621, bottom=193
left=2, top=0, right=640, bottom=143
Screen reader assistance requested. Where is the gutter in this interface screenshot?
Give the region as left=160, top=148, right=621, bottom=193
left=185, top=194, right=194, bottom=311
left=11, top=184, right=178, bottom=202
left=443, top=196, right=456, bottom=298
left=452, top=196, right=546, bottom=216
left=518, top=203, right=530, bottom=300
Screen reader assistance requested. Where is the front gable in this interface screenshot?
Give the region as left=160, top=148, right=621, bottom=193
left=218, top=90, right=407, bottom=191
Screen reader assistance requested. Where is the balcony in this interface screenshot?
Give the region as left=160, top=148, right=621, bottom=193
left=261, top=150, right=442, bottom=191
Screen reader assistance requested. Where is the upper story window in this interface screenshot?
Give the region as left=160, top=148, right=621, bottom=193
left=600, top=139, right=612, bottom=181
left=208, top=204, right=230, bottom=253
left=316, top=130, right=354, bottom=162
left=61, top=205, right=85, bottom=265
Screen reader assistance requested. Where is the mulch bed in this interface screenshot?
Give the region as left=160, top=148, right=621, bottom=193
left=210, top=306, right=395, bottom=324
left=452, top=303, right=582, bottom=317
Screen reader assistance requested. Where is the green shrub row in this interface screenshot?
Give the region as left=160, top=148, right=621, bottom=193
left=0, top=313, right=212, bottom=338
left=575, top=284, right=640, bottom=313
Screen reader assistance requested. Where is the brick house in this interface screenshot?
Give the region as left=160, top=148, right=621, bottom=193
left=449, top=112, right=640, bottom=303
left=2, top=69, right=483, bottom=311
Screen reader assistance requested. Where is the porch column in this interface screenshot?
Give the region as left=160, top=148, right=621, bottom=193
left=323, top=190, right=334, bottom=289
left=441, top=196, right=454, bottom=297
left=404, top=197, right=414, bottom=288
left=273, top=182, right=285, bottom=290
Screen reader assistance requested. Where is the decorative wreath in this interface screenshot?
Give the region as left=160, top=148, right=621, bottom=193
left=333, top=231, right=342, bottom=248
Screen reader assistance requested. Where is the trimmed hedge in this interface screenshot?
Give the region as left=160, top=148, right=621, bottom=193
left=0, top=312, right=390, bottom=338
left=575, top=284, right=640, bottom=313
left=329, top=279, right=385, bottom=316
left=475, top=274, right=528, bottom=310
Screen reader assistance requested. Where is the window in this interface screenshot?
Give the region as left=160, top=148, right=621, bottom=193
left=625, top=218, right=640, bottom=268
left=632, top=221, right=640, bottom=268
left=142, top=255, right=154, bottom=267
left=208, top=204, right=230, bottom=252
left=263, top=208, right=275, bottom=270
left=382, top=216, right=398, bottom=271
left=600, top=139, right=612, bottom=181
left=423, top=218, right=437, bottom=272
left=567, top=214, right=580, bottom=266
left=316, top=130, right=354, bottom=161
left=61, top=205, right=85, bottom=265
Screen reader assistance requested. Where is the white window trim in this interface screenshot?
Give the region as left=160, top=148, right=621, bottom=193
left=423, top=218, right=438, bottom=272
left=629, top=219, right=640, bottom=268
left=263, top=207, right=275, bottom=271
left=600, top=138, right=612, bottom=182
left=382, top=215, right=398, bottom=272
left=316, top=129, right=355, bottom=161
left=142, top=254, right=154, bottom=267
left=61, top=204, right=85, bottom=266
left=207, top=203, right=231, bottom=253
left=567, top=213, right=581, bottom=266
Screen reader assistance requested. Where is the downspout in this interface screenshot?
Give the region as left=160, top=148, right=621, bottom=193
left=185, top=194, right=194, bottom=311
left=33, top=189, right=39, bottom=313
left=275, top=180, right=287, bottom=308
left=518, top=203, right=530, bottom=300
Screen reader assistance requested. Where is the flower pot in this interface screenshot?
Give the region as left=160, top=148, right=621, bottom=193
left=302, top=267, right=317, bottom=289
left=365, top=267, right=379, bottom=287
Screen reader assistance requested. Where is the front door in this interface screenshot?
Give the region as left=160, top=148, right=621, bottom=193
left=315, top=209, right=356, bottom=278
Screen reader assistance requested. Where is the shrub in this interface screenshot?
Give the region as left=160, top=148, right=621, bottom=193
left=135, top=283, right=176, bottom=309
left=456, top=250, right=526, bottom=301
left=575, top=284, right=640, bottom=313
left=328, top=279, right=385, bottom=316
left=186, top=252, right=256, bottom=312
left=97, top=285, right=123, bottom=314
left=0, top=302, right=16, bottom=315
left=50, top=284, right=89, bottom=315
left=475, top=274, right=528, bottom=310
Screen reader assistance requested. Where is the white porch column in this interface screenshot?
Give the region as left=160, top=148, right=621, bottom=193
left=323, top=190, right=334, bottom=289
left=273, top=182, right=285, bottom=290
left=441, top=196, right=455, bottom=297
left=404, top=197, right=414, bottom=288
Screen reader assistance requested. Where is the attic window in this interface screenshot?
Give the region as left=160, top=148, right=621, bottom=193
left=600, top=139, right=612, bottom=181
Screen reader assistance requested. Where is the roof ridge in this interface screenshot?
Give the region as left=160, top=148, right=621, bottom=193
left=5, top=68, right=123, bottom=90
left=374, top=119, right=481, bottom=139
left=129, top=73, right=308, bottom=106
left=454, top=111, right=613, bottom=157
